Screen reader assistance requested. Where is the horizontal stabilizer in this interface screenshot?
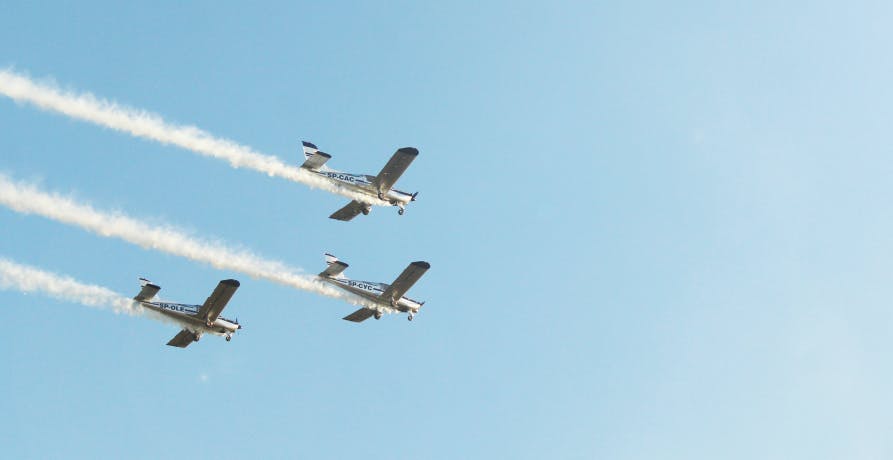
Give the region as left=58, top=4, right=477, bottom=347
left=343, top=308, right=375, bottom=323
left=134, top=279, right=161, bottom=302
left=300, top=150, right=331, bottom=170
left=319, top=258, right=349, bottom=278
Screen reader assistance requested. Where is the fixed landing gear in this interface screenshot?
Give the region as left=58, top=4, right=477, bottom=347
left=398, top=208, right=405, bottom=215
left=362, top=206, right=371, bottom=216
left=192, top=334, right=200, bottom=342
left=374, top=311, right=383, bottom=320
left=407, top=314, right=414, bottom=321
left=225, top=334, right=232, bottom=342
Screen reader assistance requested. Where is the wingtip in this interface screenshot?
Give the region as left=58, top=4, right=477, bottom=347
left=328, top=213, right=355, bottom=221
left=412, top=261, right=431, bottom=269
left=398, top=147, right=419, bottom=156
left=221, top=279, right=240, bottom=287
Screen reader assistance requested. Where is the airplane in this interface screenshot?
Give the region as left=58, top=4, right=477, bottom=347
left=317, top=253, right=430, bottom=322
left=300, top=141, right=420, bottom=221
left=133, top=277, right=242, bottom=348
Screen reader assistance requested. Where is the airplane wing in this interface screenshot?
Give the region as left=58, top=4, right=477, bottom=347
left=301, top=151, right=331, bottom=171
left=134, top=282, right=160, bottom=302
left=329, top=200, right=367, bottom=221
left=380, top=261, right=430, bottom=303
left=195, top=279, right=240, bottom=324
left=343, top=308, right=375, bottom=323
left=371, top=147, right=419, bottom=195
left=166, top=329, right=197, bottom=348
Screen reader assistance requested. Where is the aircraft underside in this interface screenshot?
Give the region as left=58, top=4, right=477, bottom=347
left=314, top=172, right=414, bottom=208
left=142, top=302, right=239, bottom=340
left=327, top=280, right=422, bottom=315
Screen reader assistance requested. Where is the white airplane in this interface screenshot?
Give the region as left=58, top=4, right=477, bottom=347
left=300, top=141, right=420, bottom=221
left=133, top=278, right=242, bottom=348
left=318, top=254, right=430, bottom=322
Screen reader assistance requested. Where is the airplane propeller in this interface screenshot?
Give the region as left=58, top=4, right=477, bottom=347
left=225, top=318, right=243, bottom=343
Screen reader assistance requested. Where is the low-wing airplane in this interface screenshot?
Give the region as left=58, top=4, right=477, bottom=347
left=300, top=141, right=420, bottom=221
left=318, top=254, right=430, bottom=322
left=133, top=278, right=242, bottom=348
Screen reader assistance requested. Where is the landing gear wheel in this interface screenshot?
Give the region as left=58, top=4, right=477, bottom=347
left=374, top=311, right=382, bottom=320
left=398, top=208, right=405, bottom=216
left=362, top=207, right=370, bottom=216
left=408, top=315, right=414, bottom=321
left=225, top=335, right=232, bottom=342
left=206, top=320, right=213, bottom=327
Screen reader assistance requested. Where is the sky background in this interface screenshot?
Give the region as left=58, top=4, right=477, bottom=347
left=1, top=1, right=892, bottom=458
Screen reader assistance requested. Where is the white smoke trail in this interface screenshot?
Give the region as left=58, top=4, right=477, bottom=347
left=0, top=257, right=182, bottom=327
left=0, top=69, right=377, bottom=205
left=0, top=174, right=377, bottom=310
left=0, top=257, right=139, bottom=315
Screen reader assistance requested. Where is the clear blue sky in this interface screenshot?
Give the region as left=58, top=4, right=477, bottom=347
left=1, top=1, right=892, bottom=458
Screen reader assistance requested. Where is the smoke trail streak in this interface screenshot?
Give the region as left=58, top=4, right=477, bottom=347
left=0, top=69, right=376, bottom=205
left=0, top=257, right=139, bottom=315
left=0, top=174, right=376, bottom=309
left=0, top=257, right=182, bottom=327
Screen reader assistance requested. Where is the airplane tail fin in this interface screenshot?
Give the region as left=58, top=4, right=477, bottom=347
left=320, top=253, right=349, bottom=278
left=300, top=141, right=332, bottom=170
left=302, top=141, right=319, bottom=159
left=134, top=277, right=161, bottom=302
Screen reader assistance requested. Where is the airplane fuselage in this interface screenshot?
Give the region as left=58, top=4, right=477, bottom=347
left=140, top=301, right=240, bottom=337
left=322, top=277, right=423, bottom=314
left=311, top=170, right=415, bottom=208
